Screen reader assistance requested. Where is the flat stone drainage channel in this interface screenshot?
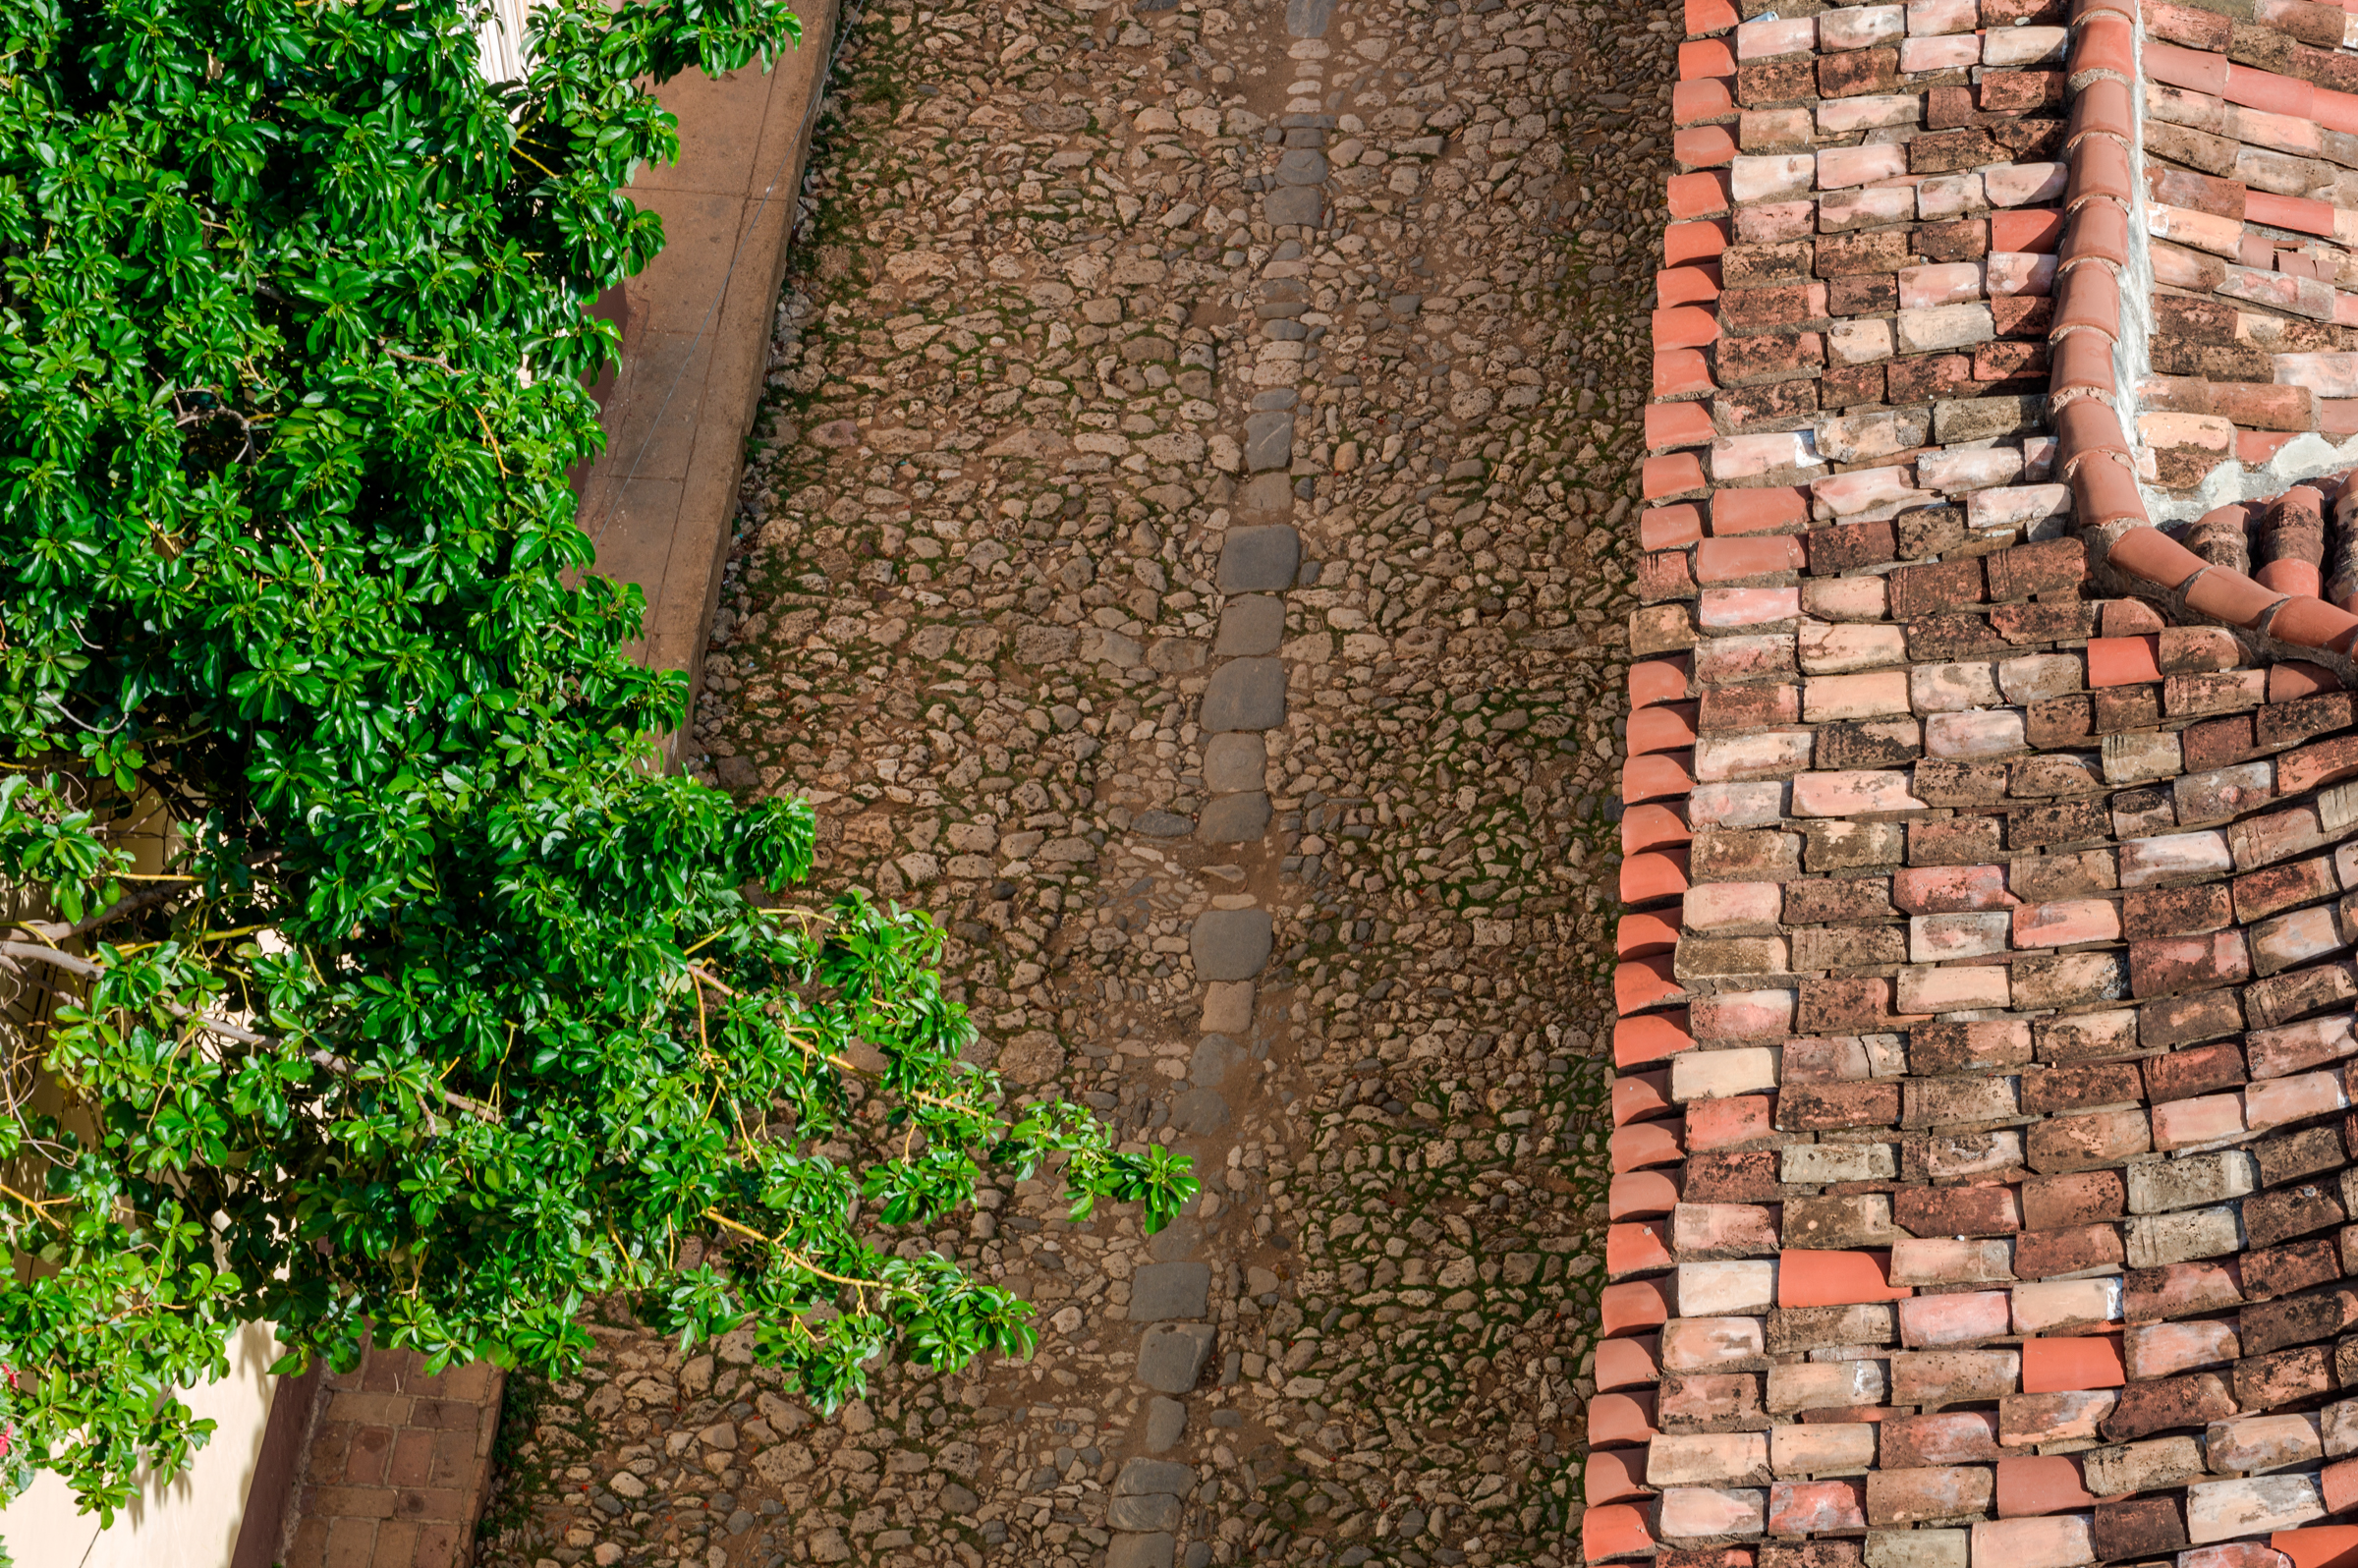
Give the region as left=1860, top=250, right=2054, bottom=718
left=1098, top=6, right=1346, bottom=1568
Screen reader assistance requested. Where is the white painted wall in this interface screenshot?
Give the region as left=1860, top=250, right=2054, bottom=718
left=0, top=1321, right=286, bottom=1568
left=477, top=0, right=535, bottom=82
left=3, top=818, right=295, bottom=1567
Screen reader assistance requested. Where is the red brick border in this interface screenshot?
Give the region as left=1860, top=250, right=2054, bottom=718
left=280, top=1349, right=505, bottom=1568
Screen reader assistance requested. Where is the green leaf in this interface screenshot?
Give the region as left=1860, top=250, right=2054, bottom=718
left=0, top=0, right=1182, bottom=1516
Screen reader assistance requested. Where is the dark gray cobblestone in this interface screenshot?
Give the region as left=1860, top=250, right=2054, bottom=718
left=477, top=0, right=1678, bottom=1564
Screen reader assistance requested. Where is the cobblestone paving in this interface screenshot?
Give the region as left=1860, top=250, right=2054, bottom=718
left=477, top=2, right=1677, bottom=1565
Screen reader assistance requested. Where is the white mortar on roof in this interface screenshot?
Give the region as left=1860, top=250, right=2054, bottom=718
left=2152, top=430, right=2358, bottom=523
left=2117, top=0, right=2162, bottom=519
left=2134, top=14, right=2358, bottom=521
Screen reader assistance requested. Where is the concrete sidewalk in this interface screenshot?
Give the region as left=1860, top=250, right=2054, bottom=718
left=580, top=2, right=842, bottom=747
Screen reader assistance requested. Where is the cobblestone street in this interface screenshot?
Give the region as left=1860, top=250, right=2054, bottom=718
left=477, top=1, right=1667, bottom=1564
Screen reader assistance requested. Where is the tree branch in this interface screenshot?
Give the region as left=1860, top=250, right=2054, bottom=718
left=0, top=941, right=497, bottom=1124
left=8, top=847, right=282, bottom=943
left=700, top=1207, right=916, bottom=1300
left=682, top=964, right=980, bottom=1118
left=43, top=881, right=186, bottom=941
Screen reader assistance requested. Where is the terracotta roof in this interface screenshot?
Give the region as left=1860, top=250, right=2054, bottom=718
left=1615, top=1, right=2358, bottom=1565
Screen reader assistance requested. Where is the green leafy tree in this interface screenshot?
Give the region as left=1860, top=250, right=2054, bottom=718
left=0, top=0, right=1195, bottom=1533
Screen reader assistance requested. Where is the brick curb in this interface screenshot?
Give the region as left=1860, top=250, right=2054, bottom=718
left=276, top=1348, right=505, bottom=1568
